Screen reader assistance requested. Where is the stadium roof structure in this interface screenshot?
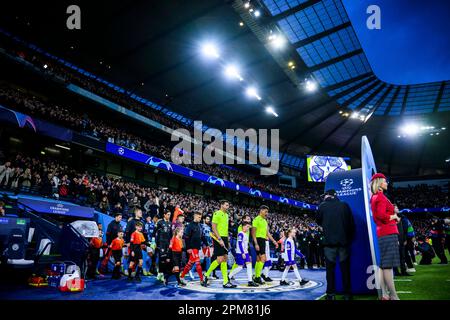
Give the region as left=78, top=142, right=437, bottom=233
left=1, top=0, right=449, bottom=177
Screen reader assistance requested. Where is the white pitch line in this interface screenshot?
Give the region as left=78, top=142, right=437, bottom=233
left=394, top=279, right=413, bottom=282
left=315, top=293, right=326, bottom=300
left=397, top=291, right=412, bottom=294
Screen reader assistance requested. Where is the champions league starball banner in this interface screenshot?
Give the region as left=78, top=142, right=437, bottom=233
left=18, top=197, right=94, bottom=219
left=324, top=136, right=380, bottom=295
left=307, top=155, right=351, bottom=182
left=106, top=142, right=317, bottom=210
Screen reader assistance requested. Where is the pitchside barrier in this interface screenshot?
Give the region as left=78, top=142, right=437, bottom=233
left=324, top=136, right=380, bottom=295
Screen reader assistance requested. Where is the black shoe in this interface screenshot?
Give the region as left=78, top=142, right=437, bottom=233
left=247, top=281, right=259, bottom=287
left=400, top=272, right=413, bottom=276
left=254, top=277, right=264, bottom=285
left=343, top=295, right=353, bottom=301
left=261, top=274, right=273, bottom=282
left=300, top=279, right=310, bottom=286
left=325, top=294, right=336, bottom=300
left=439, top=261, right=448, bottom=265
left=280, top=280, right=289, bottom=286
left=228, top=273, right=235, bottom=281
left=201, top=276, right=209, bottom=287
left=223, top=282, right=237, bottom=288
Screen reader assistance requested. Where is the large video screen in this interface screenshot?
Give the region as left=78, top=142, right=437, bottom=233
left=307, top=155, right=351, bottom=182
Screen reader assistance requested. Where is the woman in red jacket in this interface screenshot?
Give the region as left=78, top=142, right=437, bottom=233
left=370, top=173, right=401, bottom=300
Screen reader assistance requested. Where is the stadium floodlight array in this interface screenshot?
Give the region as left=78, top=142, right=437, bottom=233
left=267, top=33, right=286, bottom=50
left=199, top=39, right=280, bottom=116
left=201, top=43, right=220, bottom=59
left=265, top=106, right=278, bottom=117
left=398, top=123, right=446, bottom=138
left=246, top=86, right=262, bottom=100
left=224, top=64, right=244, bottom=81
left=305, top=79, right=318, bottom=92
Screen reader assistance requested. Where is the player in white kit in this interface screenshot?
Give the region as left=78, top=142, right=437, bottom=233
left=228, top=222, right=259, bottom=287
left=281, top=228, right=310, bottom=286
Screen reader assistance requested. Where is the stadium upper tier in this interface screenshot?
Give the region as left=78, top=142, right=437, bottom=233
left=0, top=28, right=307, bottom=171
left=0, top=0, right=448, bottom=176
left=261, top=0, right=450, bottom=116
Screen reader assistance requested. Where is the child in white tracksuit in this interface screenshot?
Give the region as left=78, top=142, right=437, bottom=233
left=281, top=228, right=310, bottom=286
left=228, top=222, right=259, bottom=287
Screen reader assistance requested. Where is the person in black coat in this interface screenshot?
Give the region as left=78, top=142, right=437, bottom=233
left=430, top=217, right=448, bottom=264
left=316, top=189, right=355, bottom=300
left=106, top=212, right=123, bottom=244
left=416, top=237, right=435, bottom=265
left=124, top=208, right=144, bottom=243
left=155, top=210, right=173, bottom=280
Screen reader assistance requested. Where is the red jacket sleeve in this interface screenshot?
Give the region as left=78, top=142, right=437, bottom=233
left=373, top=195, right=391, bottom=224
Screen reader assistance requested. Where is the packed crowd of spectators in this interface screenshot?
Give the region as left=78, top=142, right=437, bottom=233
left=0, top=151, right=316, bottom=233
left=391, top=184, right=449, bottom=209
left=0, top=83, right=323, bottom=204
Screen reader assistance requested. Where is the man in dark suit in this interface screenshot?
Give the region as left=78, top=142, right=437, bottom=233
left=316, top=189, right=355, bottom=300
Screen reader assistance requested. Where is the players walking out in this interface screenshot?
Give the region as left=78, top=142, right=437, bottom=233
left=180, top=212, right=204, bottom=283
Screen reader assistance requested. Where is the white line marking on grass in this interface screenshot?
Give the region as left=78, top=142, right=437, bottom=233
left=394, top=279, right=412, bottom=282
left=315, top=294, right=326, bottom=300
left=397, top=291, right=412, bottom=294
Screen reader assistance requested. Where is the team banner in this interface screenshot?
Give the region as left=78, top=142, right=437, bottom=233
left=105, top=142, right=317, bottom=210
left=18, top=197, right=94, bottom=219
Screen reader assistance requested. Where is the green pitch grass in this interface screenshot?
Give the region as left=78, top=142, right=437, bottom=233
left=321, top=252, right=450, bottom=300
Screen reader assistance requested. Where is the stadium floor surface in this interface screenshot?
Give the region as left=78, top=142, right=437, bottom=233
left=0, top=269, right=326, bottom=300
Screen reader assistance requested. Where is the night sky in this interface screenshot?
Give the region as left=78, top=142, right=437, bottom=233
left=342, top=0, right=450, bottom=84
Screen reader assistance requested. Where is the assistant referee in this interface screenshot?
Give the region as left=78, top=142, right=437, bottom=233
left=252, top=205, right=278, bottom=284
left=202, top=200, right=237, bottom=288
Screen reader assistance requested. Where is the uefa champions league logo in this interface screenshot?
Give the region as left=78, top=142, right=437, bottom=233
left=340, top=179, right=354, bottom=188
left=181, top=278, right=321, bottom=294
left=118, top=147, right=125, bottom=155
left=249, top=189, right=262, bottom=197
left=189, top=170, right=193, bottom=177
left=236, top=184, right=240, bottom=191
left=309, top=156, right=348, bottom=182
left=279, top=197, right=289, bottom=204
left=207, top=176, right=225, bottom=186
left=145, top=157, right=173, bottom=171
